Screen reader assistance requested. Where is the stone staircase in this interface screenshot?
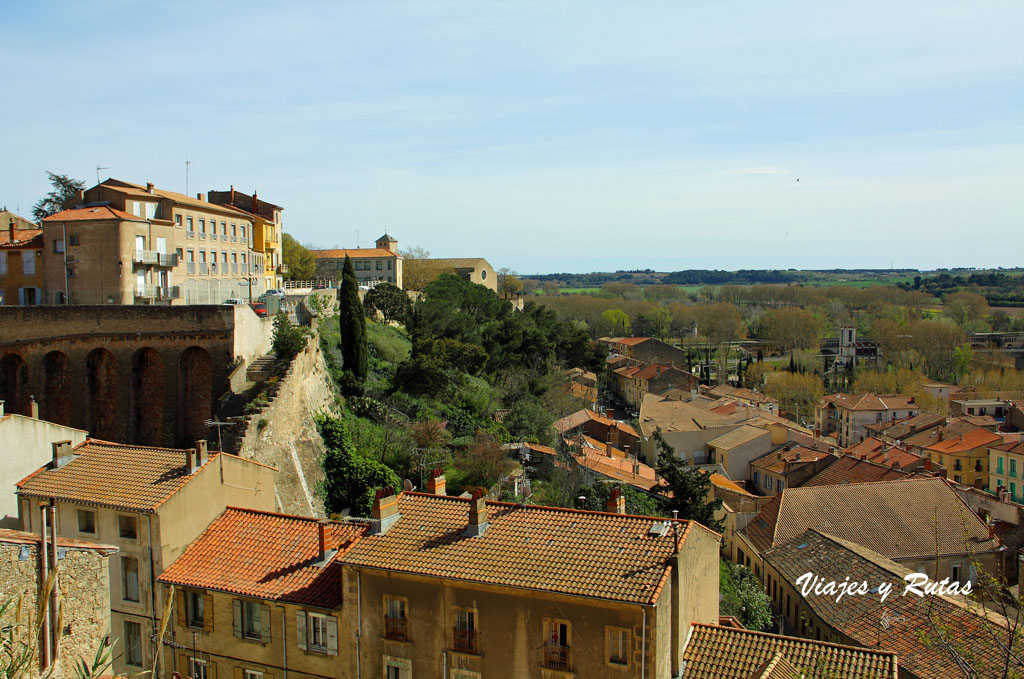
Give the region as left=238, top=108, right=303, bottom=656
left=246, top=354, right=277, bottom=384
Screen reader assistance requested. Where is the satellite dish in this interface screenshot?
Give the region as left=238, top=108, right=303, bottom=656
left=402, top=478, right=414, bottom=492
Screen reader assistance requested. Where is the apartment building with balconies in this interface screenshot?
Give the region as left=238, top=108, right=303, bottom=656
left=207, top=187, right=284, bottom=291
left=40, top=179, right=267, bottom=305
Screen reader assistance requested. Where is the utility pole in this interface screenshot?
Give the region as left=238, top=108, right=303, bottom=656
left=185, top=159, right=192, bottom=195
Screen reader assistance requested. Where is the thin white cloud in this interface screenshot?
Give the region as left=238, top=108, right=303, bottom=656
left=726, top=167, right=790, bottom=176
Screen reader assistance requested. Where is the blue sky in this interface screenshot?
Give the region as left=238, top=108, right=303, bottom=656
left=4, top=1, right=1022, bottom=274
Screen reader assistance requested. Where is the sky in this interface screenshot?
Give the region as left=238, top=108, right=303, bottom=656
left=3, top=1, right=1022, bottom=274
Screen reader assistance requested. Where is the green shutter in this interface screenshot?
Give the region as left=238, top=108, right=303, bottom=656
left=232, top=600, right=242, bottom=638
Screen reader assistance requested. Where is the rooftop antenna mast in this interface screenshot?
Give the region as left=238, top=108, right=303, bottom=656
left=185, top=159, right=193, bottom=195
left=95, top=165, right=108, bottom=185
left=356, top=229, right=360, bottom=248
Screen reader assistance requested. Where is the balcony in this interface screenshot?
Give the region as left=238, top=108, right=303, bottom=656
left=264, top=240, right=279, bottom=250
left=452, top=627, right=476, bottom=654
left=277, top=264, right=289, bottom=274
left=134, top=251, right=179, bottom=267
left=199, top=263, right=209, bottom=275
left=186, top=231, right=195, bottom=239
left=231, top=235, right=238, bottom=242
left=187, top=262, right=196, bottom=275
left=543, top=643, right=571, bottom=671
left=199, top=232, right=207, bottom=240
left=232, top=263, right=239, bottom=274
left=221, top=234, right=228, bottom=241
left=135, top=285, right=157, bottom=299
left=161, top=286, right=182, bottom=299
left=384, top=615, right=407, bottom=641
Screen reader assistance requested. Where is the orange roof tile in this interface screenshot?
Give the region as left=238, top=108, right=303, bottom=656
left=158, top=508, right=365, bottom=607
left=341, top=492, right=700, bottom=604
left=0, top=528, right=118, bottom=555
left=608, top=337, right=651, bottom=346
left=925, top=426, right=1002, bottom=453
left=843, top=437, right=922, bottom=468
left=681, top=623, right=898, bottom=679
left=802, top=455, right=914, bottom=487
left=16, top=440, right=274, bottom=512
left=0, top=226, right=42, bottom=247
left=820, top=392, right=918, bottom=412
left=750, top=446, right=831, bottom=474
left=312, top=248, right=399, bottom=259
left=42, top=205, right=142, bottom=222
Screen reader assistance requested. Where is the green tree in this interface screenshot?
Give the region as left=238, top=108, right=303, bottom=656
left=318, top=415, right=401, bottom=517
left=634, top=307, right=672, bottom=339
left=363, top=282, right=412, bottom=324
left=504, top=394, right=556, bottom=445
left=339, top=255, right=368, bottom=384
left=650, top=430, right=723, bottom=532
left=281, top=233, right=316, bottom=279
left=32, top=171, right=85, bottom=221
left=719, top=561, right=772, bottom=631
left=602, top=308, right=631, bottom=335
left=271, top=311, right=306, bottom=359
left=498, top=268, right=524, bottom=300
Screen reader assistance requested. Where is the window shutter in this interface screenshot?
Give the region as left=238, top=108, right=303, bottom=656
left=233, top=667, right=243, bottom=679
left=259, top=604, right=271, bottom=643
left=295, top=612, right=306, bottom=651
left=232, top=600, right=242, bottom=638
left=326, top=617, right=338, bottom=656
left=204, top=594, right=214, bottom=633
left=178, top=653, right=188, bottom=677
left=176, top=590, right=186, bottom=628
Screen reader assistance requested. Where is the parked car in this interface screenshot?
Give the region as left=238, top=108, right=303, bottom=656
left=249, top=302, right=267, bottom=317
left=265, top=288, right=287, bottom=298
left=223, top=297, right=245, bottom=305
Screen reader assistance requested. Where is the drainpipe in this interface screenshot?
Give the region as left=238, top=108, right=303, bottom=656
left=640, top=605, right=646, bottom=679
left=279, top=605, right=288, bottom=679
left=62, top=223, right=69, bottom=304
left=148, top=514, right=158, bottom=676
left=48, top=502, right=59, bottom=661
left=356, top=571, right=362, bottom=679
left=39, top=504, right=50, bottom=670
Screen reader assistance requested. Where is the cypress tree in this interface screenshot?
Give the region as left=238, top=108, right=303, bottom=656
left=338, top=255, right=368, bottom=382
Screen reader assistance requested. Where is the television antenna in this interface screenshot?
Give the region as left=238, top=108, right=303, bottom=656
left=203, top=418, right=237, bottom=452
left=185, top=159, right=193, bottom=195
left=95, top=165, right=108, bottom=185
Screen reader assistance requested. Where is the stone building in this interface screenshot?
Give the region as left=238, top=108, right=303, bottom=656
left=312, top=234, right=403, bottom=288
left=207, top=188, right=284, bottom=292
left=40, top=178, right=269, bottom=305
left=0, top=212, right=44, bottom=305
left=0, top=527, right=117, bottom=679
left=16, top=439, right=278, bottom=676
left=423, top=257, right=496, bottom=292
left=814, top=393, right=920, bottom=447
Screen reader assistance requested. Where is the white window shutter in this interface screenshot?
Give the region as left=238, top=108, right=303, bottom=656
left=326, top=617, right=338, bottom=656
left=232, top=600, right=242, bottom=638
left=296, top=612, right=306, bottom=650
left=260, top=604, right=271, bottom=642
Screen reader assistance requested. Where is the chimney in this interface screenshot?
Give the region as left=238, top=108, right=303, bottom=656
left=185, top=448, right=196, bottom=472
left=464, top=489, right=489, bottom=537
left=230, top=185, right=235, bottom=203
left=29, top=396, right=38, bottom=419
left=924, top=458, right=933, bottom=471
left=51, top=440, right=72, bottom=468
left=938, top=429, right=944, bottom=441
left=795, top=452, right=801, bottom=462
left=427, top=468, right=446, bottom=496
left=195, top=439, right=208, bottom=466
left=253, top=190, right=259, bottom=215
left=146, top=182, right=154, bottom=194
left=606, top=407, right=614, bottom=420
left=988, top=522, right=996, bottom=541
left=605, top=440, right=613, bottom=458
left=314, top=519, right=337, bottom=566
left=8, top=220, right=13, bottom=242
left=0, top=400, right=4, bottom=417
left=371, top=488, right=401, bottom=535
left=606, top=488, right=626, bottom=514
left=196, top=193, right=205, bottom=202
left=632, top=458, right=641, bottom=475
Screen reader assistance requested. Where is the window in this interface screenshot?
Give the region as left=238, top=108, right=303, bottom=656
left=1011, top=459, right=1017, bottom=478
left=952, top=563, right=964, bottom=584
left=221, top=221, right=227, bottom=235
left=233, top=600, right=269, bottom=642
left=22, top=252, right=35, bottom=275
left=480, top=269, right=487, bottom=280
left=383, top=657, right=410, bottom=679
left=243, top=670, right=263, bottom=679
left=200, top=251, right=207, bottom=263
left=778, top=480, right=785, bottom=491
left=188, top=658, right=207, bottom=679
left=53, top=239, right=65, bottom=253
left=124, top=620, right=143, bottom=666
left=68, top=234, right=80, bottom=246
left=954, top=475, right=962, bottom=484
left=384, top=597, right=407, bottom=641
left=119, top=515, right=137, bottom=540
left=544, top=619, right=571, bottom=671
left=187, top=217, right=194, bottom=232
left=78, top=509, right=96, bottom=534
left=388, top=260, right=392, bottom=270
left=222, top=251, right=228, bottom=263
left=975, top=460, right=983, bottom=472
left=199, top=219, right=206, bottom=233
left=188, top=591, right=205, bottom=628
left=998, top=457, right=1005, bottom=475
left=376, top=260, right=383, bottom=270
left=453, top=608, right=476, bottom=653
left=607, top=627, right=630, bottom=666
left=187, top=250, right=195, bottom=262
left=309, top=612, right=328, bottom=649
left=244, top=601, right=262, bottom=640
left=232, top=223, right=237, bottom=236
left=122, top=557, right=140, bottom=602
left=296, top=611, right=339, bottom=655
left=1012, top=482, right=1017, bottom=501
left=175, top=215, right=182, bottom=227
left=0, top=252, right=5, bottom=275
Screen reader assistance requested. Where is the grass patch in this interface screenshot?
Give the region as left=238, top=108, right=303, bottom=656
left=366, top=320, right=412, bottom=363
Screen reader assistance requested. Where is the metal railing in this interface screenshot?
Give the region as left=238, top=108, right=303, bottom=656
left=384, top=616, right=407, bottom=641
left=221, top=234, right=228, bottom=241
left=163, top=286, right=182, bottom=299
left=186, top=231, right=195, bottom=239
left=543, top=643, right=571, bottom=671
left=135, top=251, right=179, bottom=267
left=231, top=236, right=238, bottom=242
left=232, top=263, right=239, bottom=274
left=452, top=627, right=476, bottom=654
left=199, top=263, right=209, bottom=275
left=187, top=262, right=196, bottom=274
left=199, top=232, right=207, bottom=240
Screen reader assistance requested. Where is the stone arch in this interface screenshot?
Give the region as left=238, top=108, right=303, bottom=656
left=177, top=346, right=212, bottom=446
left=85, top=348, right=118, bottom=440
left=42, top=351, right=71, bottom=425
left=130, top=347, right=164, bottom=446
left=0, top=353, right=30, bottom=416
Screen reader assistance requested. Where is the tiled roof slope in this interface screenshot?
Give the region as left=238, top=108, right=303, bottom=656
left=0, top=528, right=118, bottom=555
left=681, top=623, right=898, bottom=679
left=709, top=385, right=780, bottom=405
left=801, top=455, right=914, bottom=487
left=741, top=478, right=997, bottom=559
left=708, top=424, right=771, bottom=450
left=765, top=530, right=1018, bottom=679
left=553, top=409, right=639, bottom=438
left=751, top=446, right=831, bottom=474
left=18, top=440, right=224, bottom=511
left=41, top=205, right=141, bottom=222
left=902, top=418, right=978, bottom=449
left=341, top=493, right=705, bottom=604
left=158, top=508, right=365, bottom=608
left=865, top=412, right=944, bottom=440
left=311, top=248, right=399, bottom=259
left=844, top=438, right=922, bottom=468
left=821, top=393, right=917, bottom=411
left=925, top=427, right=1001, bottom=453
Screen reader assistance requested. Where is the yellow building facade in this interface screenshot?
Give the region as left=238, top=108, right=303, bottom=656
left=0, top=213, right=44, bottom=305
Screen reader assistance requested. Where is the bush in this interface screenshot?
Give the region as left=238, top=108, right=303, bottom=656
left=272, top=311, right=306, bottom=359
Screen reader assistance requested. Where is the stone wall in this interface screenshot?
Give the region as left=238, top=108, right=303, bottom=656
left=234, top=334, right=336, bottom=517
left=0, top=533, right=114, bottom=679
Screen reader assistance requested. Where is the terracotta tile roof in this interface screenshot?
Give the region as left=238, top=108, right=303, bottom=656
left=100, top=180, right=253, bottom=218
left=710, top=401, right=739, bottom=415
left=0, top=528, right=118, bottom=556
left=864, top=412, right=945, bottom=440
left=843, top=437, right=922, bottom=468
left=710, top=473, right=754, bottom=496
left=0, top=224, right=42, bottom=247
left=750, top=446, right=832, bottom=474
left=681, top=623, right=898, bottom=679
left=903, top=418, right=979, bottom=449
left=552, top=409, right=638, bottom=439
left=607, top=337, right=651, bottom=346
left=708, top=385, right=780, bottom=405
left=524, top=442, right=556, bottom=456
left=993, top=440, right=1024, bottom=455
left=741, top=477, right=997, bottom=560
left=41, top=205, right=142, bottom=222
left=568, top=436, right=658, bottom=490
left=16, top=440, right=273, bottom=512
left=206, top=189, right=283, bottom=219
left=924, top=426, right=1002, bottom=454
left=708, top=425, right=771, bottom=451
left=820, top=392, right=918, bottom=412
left=158, top=508, right=365, bottom=608
left=0, top=231, right=42, bottom=250
left=312, top=248, right=400, bottom=259
left=801, top=455, right=914, bottom=487
left=765, top=529, right=1017, bottom=679
left=341, top=492, right=703, bottom=604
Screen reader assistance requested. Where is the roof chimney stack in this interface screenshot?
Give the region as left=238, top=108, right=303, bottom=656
left=51, top=440, right=72, bottom=468
left=29, top=396, right=38, bottom=420
left=605, top=440, right=613, bottom=458
left=195, top=439, right=207, bottom=467
left=464, top=489, right=489, bottom=537
left=0, top=400, right=4, bottom=417
left=606, top=488, right=626, bottom=514
left=632, top=458, right=641, bottom=476
left=146, top=182, right=154, bottom=194
left=371, top=488, right=400, bottom=535
left=314, top=519, right=337, bottom=566
left=427, top=468, right=446, bottom=496
left=196, top=193, right=205, bottom=201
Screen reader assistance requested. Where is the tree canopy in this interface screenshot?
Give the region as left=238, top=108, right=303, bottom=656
left=338, top=255, right=368, bottom=385
left=363, top=282, right=411, bottom=324
left=318, top=414, right=401, bottom=517
left=32, top=171, right=85, bottom=221
left=650, top=430, right=723, bottom=532
left=282, top=233, right=316, bottom=279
